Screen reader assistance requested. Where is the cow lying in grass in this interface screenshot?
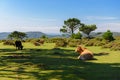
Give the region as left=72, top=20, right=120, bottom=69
left=75, top=45, right=93, bottom=60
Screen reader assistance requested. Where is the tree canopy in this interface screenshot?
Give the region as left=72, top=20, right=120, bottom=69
left=79, top=24, right=97, bottom=38
left=8, top=31, right=27, bottom=40
left=60, top=18, right=82, bottom=35
left=60, top=18, right=98, bottom=38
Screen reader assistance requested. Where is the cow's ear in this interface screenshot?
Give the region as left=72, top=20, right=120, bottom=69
left=78, top=45, right=82, bottom=47
left=79, top=45, right=85, bottom=51
left=82, top=48, right=86, bottom=51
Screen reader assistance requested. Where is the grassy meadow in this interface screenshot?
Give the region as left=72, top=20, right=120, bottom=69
left=0, top=42, right=120, bottom=80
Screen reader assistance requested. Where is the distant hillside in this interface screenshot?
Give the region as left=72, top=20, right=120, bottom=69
left=113, top=32, right=120, bottom=36
left=26, top=32, right=63, bottom=38
left=0, top=32, right=10, bottom=39
left=26, top=31, right=45, bottom=38
left=90, top=32, right=120, bottom=37
left=0, top=32, right=120, bottom=39
left=0, top=31, right=62, bottom=39
left=0, top=31, right=46, bottom=39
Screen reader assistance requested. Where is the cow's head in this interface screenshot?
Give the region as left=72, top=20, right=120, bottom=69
left=75, top=45, right=85, bottom=54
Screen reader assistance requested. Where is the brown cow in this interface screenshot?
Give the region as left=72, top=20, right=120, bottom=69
left=75, top=45, right=93, bottom=60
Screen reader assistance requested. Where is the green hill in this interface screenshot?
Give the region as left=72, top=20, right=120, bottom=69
left=0, top=32, right=120, bottom=39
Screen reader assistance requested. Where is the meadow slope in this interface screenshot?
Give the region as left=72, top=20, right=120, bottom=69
left=0, top=42, right=119, bottom=80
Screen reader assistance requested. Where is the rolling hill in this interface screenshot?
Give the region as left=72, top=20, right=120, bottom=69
left=0, top=31, right=62, bottom=39
left=0, top=31, right=120, bottom=40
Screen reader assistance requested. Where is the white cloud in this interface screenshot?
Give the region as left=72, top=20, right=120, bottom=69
left=0, top=26, right=61, bottom=34
left=0, top=27, right=61, bottom=35
left=85, top=16, right=118, bottom=20
left=0, top=16, right=62, bottom=34
left=81, top=16, right=120, bottom=32
left=96, top=22, right=120, bottom=32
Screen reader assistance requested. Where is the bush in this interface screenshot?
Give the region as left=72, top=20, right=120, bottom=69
left=85, top=41, right=94, bottom=46
left=102, top=30, right=115, bottom=42
left=102, top=41, right=120, bottom=51
left=110, top=42, right=120, bottom=51
left=0, top=40, right=3, bottom=43
left=32, top=39, right=45, bottom=46
left=34, top=42, right=40, bottom=46
left=39, top=39, right=45, bottom=44
left=55, top=38, right=67, bottom=47
left=71, top=32, right=82, bottom=39
left=111, top=46, right=120, bottom=51
left=40, top=35, right=48, bottom=39
left=25, top=39, right=32, bottom=42
left=3, top=40, right=15, bottom=45
left=45, top=38, right=67, bottom=43
left=68, top=39, right=81, bottom=47
left=55, top=41, right=67, bottom=47
left=102, top=42, right=113, bottom=48
left=84, top=38, right=106, bottom=46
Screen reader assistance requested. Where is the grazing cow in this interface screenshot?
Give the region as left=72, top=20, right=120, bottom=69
left=15, top=40, right=23, bottom=50
left=75, top=45, right=93, bottom=60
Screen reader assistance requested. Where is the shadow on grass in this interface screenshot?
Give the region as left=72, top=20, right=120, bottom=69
left=0, top=48, right=17, bottom=53
left=0, top=48, right=120, bottom=80
left=94, top=52, right=110, bottom=56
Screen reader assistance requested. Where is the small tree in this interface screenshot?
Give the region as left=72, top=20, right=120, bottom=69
left=60, top=18, right=82, bottom=36
left=79, top=24, right=97, bottom=38
left=8, top=31, right=27, bottom=40
left=102, top=30, right=115, bottom=41
left=71, top=32, right=82, bottom=39
left=40, top=35, right=48, bottom=39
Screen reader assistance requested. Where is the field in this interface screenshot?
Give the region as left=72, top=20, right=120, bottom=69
left=0, top=42, right=120, bottom=80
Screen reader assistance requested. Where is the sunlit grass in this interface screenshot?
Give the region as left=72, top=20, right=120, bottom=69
left=0, top=42, right=119, bottom=80
left=87, top=46, right=120, bottom=63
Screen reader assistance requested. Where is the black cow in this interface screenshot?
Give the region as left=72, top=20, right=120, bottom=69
left=15, top=40, right=23, bottom=50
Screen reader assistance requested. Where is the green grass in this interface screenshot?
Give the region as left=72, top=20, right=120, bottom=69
left=0, top=42, right=120, bottom=80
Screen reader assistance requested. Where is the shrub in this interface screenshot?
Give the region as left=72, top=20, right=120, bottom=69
left=94, top=41, right=106, bottom=46
left=34, top=42, right=40, bottom=46
left=25, top=39, right=32, bottom=42
left=84, top=38, right=106, bottom=46
left=85, top=41, right=94, bottom=46
left=3, top=40, right=15, bottom=45
left=110, top=42, right=120, bottom=51
left=102, top=42, right=113, bottom=48
left=40, top=35, right=48, bottom=39
left=39, top=39, right=45, bottom=44
left=68, top=39, right=81, bottom=47
left=55, top=39, right=67, bottom=47
left=71, top=32, right=82, bottom=39
left=0, top=40, right=3, bottom=43
left=102, top=41, right=120, bottom=51
left=95, top=37, right=103, bottom=41
left=55, top=41, right=67, bottom=47
left=32, top=39, right=45, bottom=46
left=81, top=38, right=89, bottom=44
left=102, top=30, right=115, bottom=42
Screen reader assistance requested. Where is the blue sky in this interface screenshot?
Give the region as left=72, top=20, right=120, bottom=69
left=0, top=0, right=120, bottom=34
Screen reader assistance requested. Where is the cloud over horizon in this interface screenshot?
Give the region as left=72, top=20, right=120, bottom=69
left=96, top=22, right=120, bottom=32
left=85, top=16, right=118, bottom=20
